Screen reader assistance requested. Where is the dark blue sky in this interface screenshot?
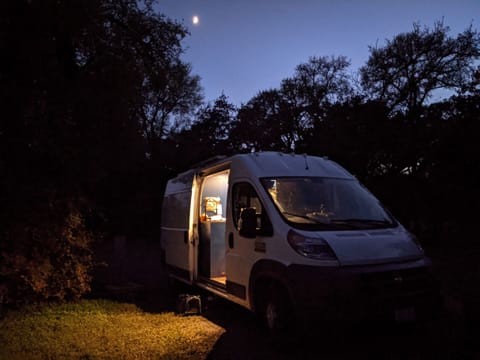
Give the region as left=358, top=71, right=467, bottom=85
left=157, top=0, right=479, bottom=106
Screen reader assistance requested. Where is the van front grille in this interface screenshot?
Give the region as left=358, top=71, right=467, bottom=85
left=359, top=266, right=434, bottom=301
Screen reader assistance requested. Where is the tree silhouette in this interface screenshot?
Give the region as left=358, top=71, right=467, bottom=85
left=0, top=0, right=202, bottom=305
left=230, top=89, right=285, bottom=152
left=419, top=93, right=480, bottom=241
left=360, top=21, right=480, bottom=117
left=279, top=56, right=352, bottom=150
left=293, top=55, right=352, bottom=120
left=299, top=98, right=393, bottom=179
left=167, top=94, right=237, bottom=168
left=230, top=56, right=352, bottom=152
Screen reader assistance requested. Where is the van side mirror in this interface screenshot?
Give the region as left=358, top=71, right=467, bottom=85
left=239, top=208, right=257, bottom=238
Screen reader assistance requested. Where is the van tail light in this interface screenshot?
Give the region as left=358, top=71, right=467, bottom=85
left=287, top=230, right=338, bottom=260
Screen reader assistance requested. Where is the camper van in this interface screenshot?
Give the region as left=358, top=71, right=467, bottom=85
left=160, top=152, right=439, bottom=331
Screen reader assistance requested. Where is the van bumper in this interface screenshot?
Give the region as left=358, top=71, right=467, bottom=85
left=286, top=258, right=442, bottom=325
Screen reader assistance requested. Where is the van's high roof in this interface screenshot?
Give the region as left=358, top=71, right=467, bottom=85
left=194, top=152, right=355, bottom=179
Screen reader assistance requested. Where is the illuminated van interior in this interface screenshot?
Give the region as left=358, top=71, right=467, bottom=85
left=198, top=170, right=229, bottom=284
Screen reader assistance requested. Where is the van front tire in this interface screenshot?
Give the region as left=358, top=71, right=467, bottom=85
left=257, top=282, right=294, bottom=337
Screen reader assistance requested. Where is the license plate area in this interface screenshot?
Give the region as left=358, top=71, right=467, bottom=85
left=394, top=306, right=416, bottom=322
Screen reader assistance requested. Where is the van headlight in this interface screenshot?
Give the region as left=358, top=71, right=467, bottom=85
left=287, top=230, right=337, bottom=260
left=409, top=232, right=425, bottom=255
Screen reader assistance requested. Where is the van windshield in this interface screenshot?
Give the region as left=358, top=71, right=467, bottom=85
left=261, top=177, right=397, bottom=230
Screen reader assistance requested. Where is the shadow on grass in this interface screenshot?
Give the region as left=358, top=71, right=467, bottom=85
left=91, top=257, right=479, bottom=360
left=199, top=295, right=476, bottom=360
left=91, top=279, right=478, bottom=360
left=85, top=292, right=474, bottom=360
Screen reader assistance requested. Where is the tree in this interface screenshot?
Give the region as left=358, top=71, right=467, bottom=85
left=75, top=0, right=203, bottom=145
left=229, top=89, right=285, bottom=152
left=141, top=60, right=203, bottom=143
left=423, top=94, right=480, bottom=238
left=278, top=56, right=352, bottom=150
left=276, top=78, right=307, bottom=150
left=360, top=21, right=480, bottom=117
left=0, top=0, right=202, bottom=305
left=194, top=94, right=236, bottom=154
left=292, top=55, right=352, bottom=122
left=231, top=56, right=352, bottom=152
left=168, top=94, right=237, bottom=168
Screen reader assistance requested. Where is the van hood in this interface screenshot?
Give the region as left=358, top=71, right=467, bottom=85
left=316, top=228, right=422, bottom=266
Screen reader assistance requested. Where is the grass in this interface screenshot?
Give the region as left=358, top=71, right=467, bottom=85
left=0, top=299, right=225, bottom=360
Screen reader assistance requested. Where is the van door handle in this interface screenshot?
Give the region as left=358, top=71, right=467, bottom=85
left=228, top=232, right=234, bottom=249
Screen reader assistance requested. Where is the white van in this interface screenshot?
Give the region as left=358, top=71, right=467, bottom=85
left=160, top=152, right=440, bottom=331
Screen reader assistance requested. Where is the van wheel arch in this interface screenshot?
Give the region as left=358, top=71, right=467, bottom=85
left=249, top=260, right=295, bottom=333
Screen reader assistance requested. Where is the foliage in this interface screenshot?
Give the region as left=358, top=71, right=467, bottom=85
left=170, top=94, right=237, bottom=166
left=299, top=98, right=395, bottom=179
left=231, top=56, right=352, bottom=152
left=360, top=21, right=480, bottom=116
left=290, top=55, right=352, bottom=120
left=230, top=89, right=286, bottom=152
left=0, top=199, right=94, bottom=306
left=0, top=299, right=225, bottom=360
left=193, top=94, right=237, bottom=153
left=0, top=0, right=202, bottom=306
left=420, top=94, right=480, bottom=238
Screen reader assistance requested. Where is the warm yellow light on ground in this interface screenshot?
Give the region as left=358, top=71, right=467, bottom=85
left=0, top=300, right=225, bottom=359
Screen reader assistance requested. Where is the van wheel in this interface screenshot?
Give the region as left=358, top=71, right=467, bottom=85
left=261, top=283, right=294, bottom=335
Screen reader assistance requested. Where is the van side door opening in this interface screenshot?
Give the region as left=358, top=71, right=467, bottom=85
left=198, top=170, right=229, bottom=285
left=160, top=170, right=196, bottom=283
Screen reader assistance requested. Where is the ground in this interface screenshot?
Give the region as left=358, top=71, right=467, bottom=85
left=106, top=279, right=476, bottom=360
left=95, top=241, right=480, bottom=359
left=202, top=296, right=475, bottom=360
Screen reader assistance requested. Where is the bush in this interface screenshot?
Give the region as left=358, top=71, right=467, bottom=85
left=0, top=200, right=94, bottom=307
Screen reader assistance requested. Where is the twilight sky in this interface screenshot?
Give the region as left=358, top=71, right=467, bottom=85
left=157, top=0, right=479, bottom=106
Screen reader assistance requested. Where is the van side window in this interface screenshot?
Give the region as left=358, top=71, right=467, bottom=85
left=232, top=182, right=273, bottom=236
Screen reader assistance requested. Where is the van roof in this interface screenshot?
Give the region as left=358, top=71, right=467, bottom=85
left=228, top=152, right=354, bottom=179
left=187, top=152, right=353, bottom=179
left=164, top=152, right=355, bottom=195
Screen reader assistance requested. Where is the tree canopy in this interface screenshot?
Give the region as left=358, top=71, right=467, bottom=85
left=0, top=0, right=202, bottom=305
left=230, top=56, right=352, bottom=152
left=360, top=21, right=480, bottom=116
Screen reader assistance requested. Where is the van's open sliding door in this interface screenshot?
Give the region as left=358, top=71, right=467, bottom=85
left=161, top=170, right=197, bottom=283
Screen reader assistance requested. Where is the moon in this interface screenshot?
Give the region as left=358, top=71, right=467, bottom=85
left=192, top=15, right=199, bottom=25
